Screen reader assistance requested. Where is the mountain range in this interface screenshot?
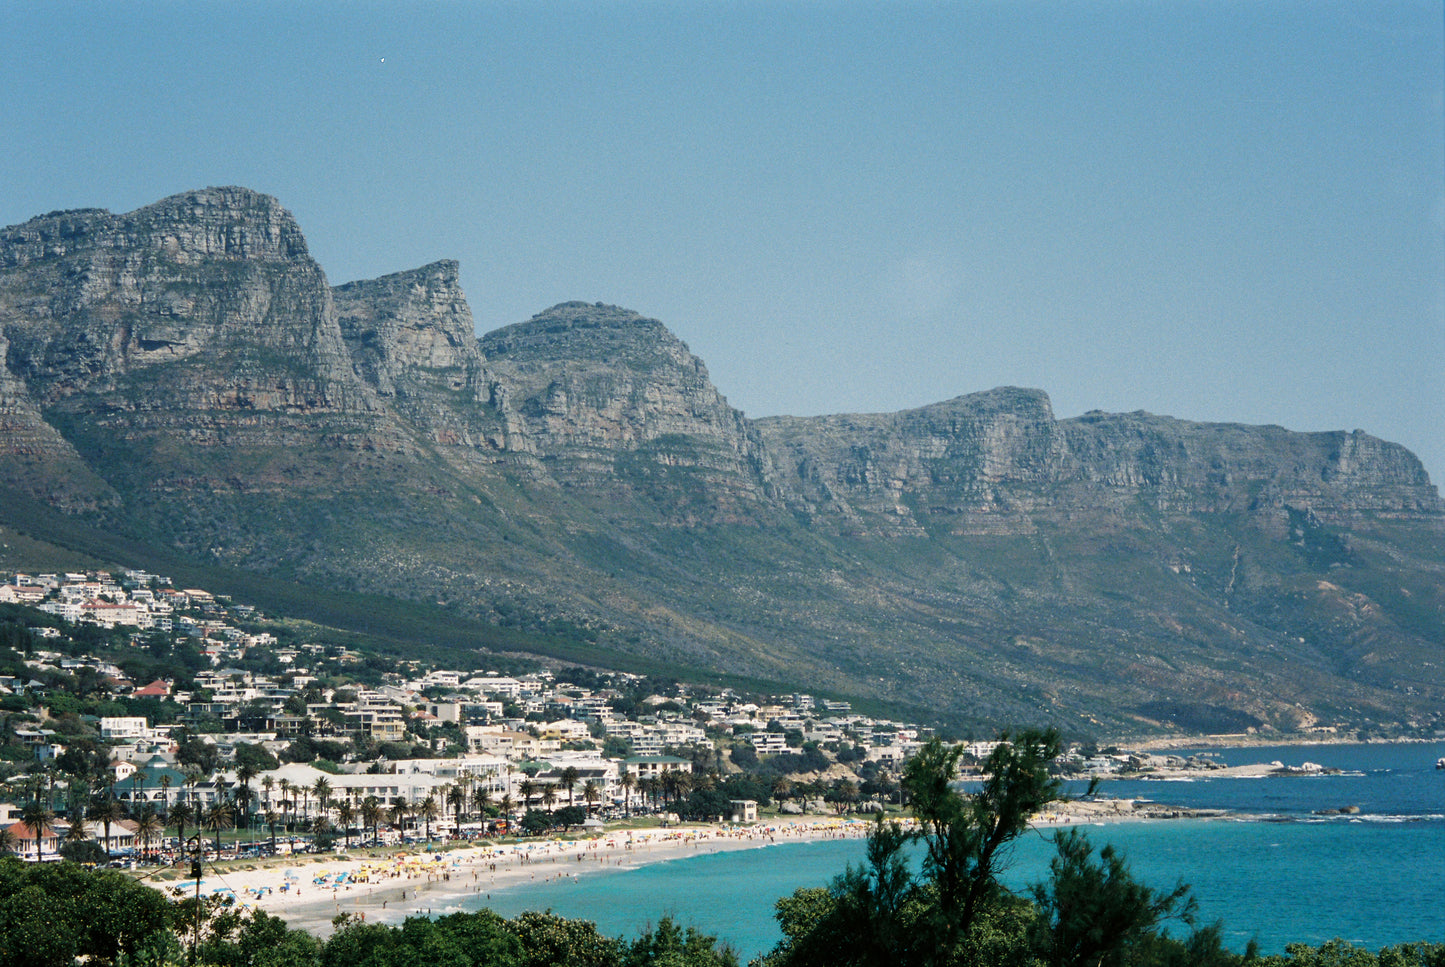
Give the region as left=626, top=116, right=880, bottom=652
left=2, top=187, right=1441, bottom=736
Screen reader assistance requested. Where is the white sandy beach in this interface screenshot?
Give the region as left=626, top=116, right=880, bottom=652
left=155, top=819, right=877, bottom=937
left=147, top=796, right=1232, bottom=938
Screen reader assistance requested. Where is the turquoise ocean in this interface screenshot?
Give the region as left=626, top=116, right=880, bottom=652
left=460, top=741, right=1445, bottom=959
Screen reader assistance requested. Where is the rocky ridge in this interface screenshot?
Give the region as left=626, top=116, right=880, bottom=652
left=479, top=302, right=774, bottom=519
left=1, top=187, right=1441, bottom=735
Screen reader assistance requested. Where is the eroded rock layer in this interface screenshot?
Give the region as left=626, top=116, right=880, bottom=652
left=2, top=187, right=1441, bottom=736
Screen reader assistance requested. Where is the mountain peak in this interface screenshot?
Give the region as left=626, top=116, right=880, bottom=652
left=481, top=302, right=691, bottom=370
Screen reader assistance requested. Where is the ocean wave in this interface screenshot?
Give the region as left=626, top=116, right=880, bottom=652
left=1221, top=811, right=1445, bottom=825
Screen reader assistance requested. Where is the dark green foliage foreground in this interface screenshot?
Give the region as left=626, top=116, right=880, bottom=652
left=0, top=856, right=737, bottom=967
left=1, top=734, right=1441, bottom=967
left=752, top=731, right=1444, bottom=967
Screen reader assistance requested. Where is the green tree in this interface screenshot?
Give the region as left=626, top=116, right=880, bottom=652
left=198, top=906, right=321, bottom=967
left=625, top=915, right=739, bottom=967
left=91, top=795, right=124, bottom=860
left=20, top=799, right=53, bottom=863
left=1252, top=940, right=1445, bottom=967
left=560, top=766, right=581, bottom=810
left=335, top=800, right=355, bottom=849
left=1027, top=827, right=1197, bottom=967
left=446, top=783, right=466, bottom=833
left=418, top=795, right=439, bottom=843
left=583, top=779, right=601, bottom=816
left=0, top=857, right=173, bottom=967
left=169, top=801, right=193, bottom=852
left=508, top=909, right=623, bottom=967
left=60, top=838, right=108, bottom=865
left=759, top=731, right=1067, bottom=967
left=235, top=760, right=260, bottom=834
left=906, top=730, right=1063, bottom=949
left=205, top=800, right=235, bottom=856
left=311, top=777, right=333, bottom=826
left=618, top=771, right=636, bottom=818
left=471, top=783, right=492, bottom=825
left=134, top=806, right=164, bottom=859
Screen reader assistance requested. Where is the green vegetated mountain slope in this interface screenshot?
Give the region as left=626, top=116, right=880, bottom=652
left=2, top=187, right=1441, bottom=736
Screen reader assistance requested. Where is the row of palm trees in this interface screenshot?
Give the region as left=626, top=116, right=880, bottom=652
left=3, top=761, right=744, bottom=863
left=4, top=786, right=186, bottom=863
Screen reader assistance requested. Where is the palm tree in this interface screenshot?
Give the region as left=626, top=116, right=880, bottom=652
left=129, top=769, right=148, bottom=810
left=204, top=800, right=234, bottom=856
left=278, top=778, right=293, bottom=830
left=582, top=780, right=601, bottom=816
left=311, top=777, right=332, bottom=825
left=559, top=766, right=580, bottom=809
left=335, top=800, right=355, bottom=848
left=471, top=784, right=491, bottom=826
left=64, top=777, right=87, bottom=825
left=360, top=796, right=382, bottom=845
left=169, top=801, right=193, bottom=852
left=260, top=775, right=274, bottom=813
left=446, top=783, right=465, bottom=835
left=540, top=784, right=557, bottom=813
left=159, top=773, right=173, bottom=818
left=183, top=770, right=203, bottom=808
left=390, top=796, right=410, bottom=837
left=233, top=784, right=256, bottom=847
left=62, top=814, right=91, bottom=853
left=21, top=799, right=54, bottom=862
left=264, top=809, right=279, bottom=853
left=499, top=793, right=515, bottom=826
left=645, top=776, right=663, bottom=809
left=135, top=806, right=164, bottom=859
left=771, top=776, right=794, bottom=812
left=619, top=771, right=636, bottom=818
left=418, top=795, right=439, bottom=842
left=236, top=762, right=258, bottom=832
left=92, top=795, right=123, bottom=859
left=518, top=779, right=536, bottom=812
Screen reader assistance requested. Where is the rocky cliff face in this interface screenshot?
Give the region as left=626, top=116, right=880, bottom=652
left=480, top=302, right=775, bottom=520
left=1, top=187, right=1441, bottom=736
left=756, top=388, right=1061, bottom=535
left=0, top=187, right=357, bottom=402
left=0, top=331, right=115, bottom=507
left=0, top=188, right=420, bottom=516
left=757, top=391, right=1442, bottom=536
left=333, top=260, right=513, bottom=458
left=335, top=260, right=484, bottom=399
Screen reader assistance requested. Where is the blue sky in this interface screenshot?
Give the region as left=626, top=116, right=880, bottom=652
left=3, top=1, right=1443, bottom=483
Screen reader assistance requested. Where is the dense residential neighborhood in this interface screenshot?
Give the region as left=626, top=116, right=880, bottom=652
left=0, top=568, right=954, bottom=862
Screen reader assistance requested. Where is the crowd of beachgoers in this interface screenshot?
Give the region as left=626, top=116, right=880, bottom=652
left=159, top=818, right=879, bottom=935
left=147, top=794, right=1215, bottom=937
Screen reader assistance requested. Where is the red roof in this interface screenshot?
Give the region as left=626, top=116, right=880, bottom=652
left=133, top=679, right=171, bottom=697
left=5, top=819, right=58, bottom=842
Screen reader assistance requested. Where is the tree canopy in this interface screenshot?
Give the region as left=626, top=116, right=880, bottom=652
left=755, top=732, right=1243, bottom=967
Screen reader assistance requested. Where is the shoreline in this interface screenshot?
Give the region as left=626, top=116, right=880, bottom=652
left=152, top=801, right=1234, bottom=939
left=159, top=819, right=876, bottom=938
left=1123, top=733, right=1439, bottom=752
